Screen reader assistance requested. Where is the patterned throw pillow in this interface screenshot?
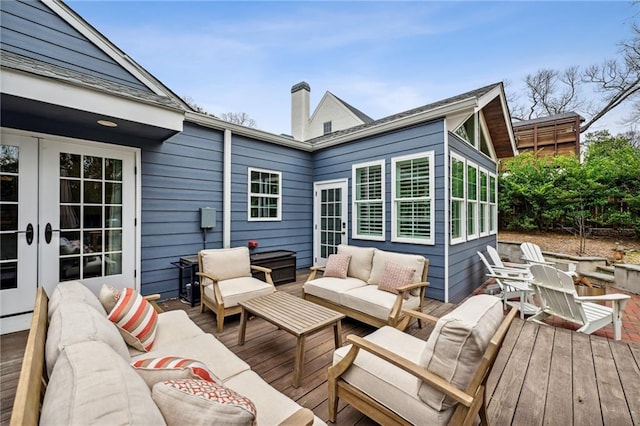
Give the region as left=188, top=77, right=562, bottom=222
left=107, top=288, right=158, bottom=352
left=323, top=254, right=351, bottom=279
left=99, top=284, right=122, bottom=314
left=132, top=357, right=219, bottom=389
left=152, top=379, right=257, bottom=426
left=377, top=261, right=416, bottom=299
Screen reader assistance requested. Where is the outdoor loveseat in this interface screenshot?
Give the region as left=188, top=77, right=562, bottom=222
left=11, top=281, right=322, bottom=426
left=304, top=244, right=429, bottom=329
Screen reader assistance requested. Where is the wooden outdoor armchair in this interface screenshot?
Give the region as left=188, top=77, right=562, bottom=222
left=197, top=247, right=275, bottom=333
left=327, top=296, right=518, bottom=426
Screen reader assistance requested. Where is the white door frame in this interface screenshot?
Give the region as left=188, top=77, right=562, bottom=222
left=313, top=179, right=348, bottom=265
left=0, top=128, right=141, bottom=333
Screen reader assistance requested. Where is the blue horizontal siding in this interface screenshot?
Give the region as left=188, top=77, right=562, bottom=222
left=1, top=0, right=149, bottom=91
left=313, top=120, right=449, bottom=300
left=138, top=123, right=224, bottom=299
left=230, top=134, right=314, bottom=270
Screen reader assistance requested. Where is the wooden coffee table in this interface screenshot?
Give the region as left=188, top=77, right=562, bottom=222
left=238, top=291, right=345, bottom=387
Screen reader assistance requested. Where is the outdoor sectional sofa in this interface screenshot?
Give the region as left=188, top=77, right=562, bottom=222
left=11, top=281, right=323, bottom=426
left=303, top=245, right=429, bottom=329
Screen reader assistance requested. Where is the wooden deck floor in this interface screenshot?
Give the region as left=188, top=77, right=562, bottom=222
left=2, top=274, right=640, bottom=425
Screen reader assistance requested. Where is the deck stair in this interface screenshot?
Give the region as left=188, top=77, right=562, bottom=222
left=580, top=265, right=615, bottom=286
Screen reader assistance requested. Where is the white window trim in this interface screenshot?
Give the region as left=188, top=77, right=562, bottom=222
left=391, top=151, right=435, bottom=245
left=489, top=172, right=498, bottom=235
left=351, top=160, right=385, bottom=241
left=479, top=167, right=489, bottom=237
left=247, top=167, right=282, bottom=221
left=466, top=161, right=480, bottom=241
left=450, top=153, right=466, bottom=245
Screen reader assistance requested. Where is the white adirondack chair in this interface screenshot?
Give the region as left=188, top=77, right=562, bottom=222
left=478, top=251, right=537, bottom=319
left=486, top=245, right=531, bottom=276
left=520, top=242, right=577, bottom=276
left=527, top=264, right=630, bottom=340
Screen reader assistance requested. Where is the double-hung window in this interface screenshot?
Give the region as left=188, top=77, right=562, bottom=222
left=489, top=174, right=497, bottom=234
left=479, top=168, right=489, bottom=236
left=352, top=160, right=384, bottom=240
left=450, top=154, right=465, bottom=244
left=392, top=152, right=434, bottom=244
left=467, top=162, right=479, bottom=240
left=248, top=167, right=281, bottom=221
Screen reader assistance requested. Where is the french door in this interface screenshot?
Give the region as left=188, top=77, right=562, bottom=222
left=1, top=130, right=138, bottom=333
left=313, top=179, right=348, bottom=265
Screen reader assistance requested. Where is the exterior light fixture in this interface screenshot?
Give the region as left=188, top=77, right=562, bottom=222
left=97, top=119, right=118, bottom=127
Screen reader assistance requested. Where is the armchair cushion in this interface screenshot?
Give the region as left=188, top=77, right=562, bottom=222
left=418, top=295, right=503, bottom=411
left=200, top=247, right=252, bottom=282
left=337, top=245, right=375, bottom=282
left=340, top=285, right=421, bottom=321
left=202, top=277, right=274, bottom=308
left=333, top=326, right=455, bottom=424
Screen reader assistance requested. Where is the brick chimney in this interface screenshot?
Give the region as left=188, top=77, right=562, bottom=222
left=291, top=81, right=310, bottom=141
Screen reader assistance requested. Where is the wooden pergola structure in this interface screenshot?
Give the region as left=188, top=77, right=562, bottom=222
left=511, top=112, right=584, bottom=158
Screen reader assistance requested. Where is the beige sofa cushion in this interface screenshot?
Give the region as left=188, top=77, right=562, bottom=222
left=337, top=245, right=375, bottom=282
left=203, top=276, right=274, bottom=308
left=368, top=249, right=425, bottom=285
left=48, top=280, right=106, bottom=319
left=333, top=326, right=455, bottom=425
left=340, top=285, right=421, bottom=321
left=224, top=370, right=325, bottom=426
left=46, top=302, right=129, bottom=377
left=200, top=247, right=252, bottom=282
left=131, top=333, right=251, bottom=382
left=128, top=310, right=205, bottom=357
left=303, top=277, right=368, bottom=305
left=418, top=295, right=503, bottom=411
left=41, top=340, right=165, bottom=426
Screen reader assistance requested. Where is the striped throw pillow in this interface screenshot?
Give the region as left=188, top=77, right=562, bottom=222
left=108, top=288, right=158, bottom=351
left=132, top=357, right=219, bottom=389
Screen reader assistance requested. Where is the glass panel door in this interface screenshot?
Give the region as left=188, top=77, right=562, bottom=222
left=313, top=179, right=348, bottom=264
left=0, top=133, right=38, bottom=327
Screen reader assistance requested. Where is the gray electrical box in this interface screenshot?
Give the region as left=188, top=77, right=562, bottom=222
left=200, top=207, right=216, bottom=229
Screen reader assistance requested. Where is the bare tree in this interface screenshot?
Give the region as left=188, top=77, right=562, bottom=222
left=181, top=95, right=213, bottom=115
left=220, top=112, right=257, bottom=128
left=510, top=14, right=640, bottom=134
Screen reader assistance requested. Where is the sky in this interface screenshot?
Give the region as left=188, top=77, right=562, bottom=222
left=67, top=1, right=638, bottom=137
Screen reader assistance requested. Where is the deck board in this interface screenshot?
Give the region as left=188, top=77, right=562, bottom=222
left=1, top=273, right=639, bottom=425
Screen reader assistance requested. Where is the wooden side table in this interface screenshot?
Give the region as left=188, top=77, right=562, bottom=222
left=238, top=291, right=345, bottom=387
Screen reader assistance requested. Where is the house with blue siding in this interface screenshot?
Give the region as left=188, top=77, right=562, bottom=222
left=0, top=0, right=516, bottom=333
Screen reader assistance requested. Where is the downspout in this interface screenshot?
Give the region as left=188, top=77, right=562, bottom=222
left=223, top=129, right=232, bottom=248
left=443, top=118, right=449, bottom=303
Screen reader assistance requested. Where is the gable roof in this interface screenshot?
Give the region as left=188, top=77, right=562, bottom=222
left=331, top=93, right=374, bottom=124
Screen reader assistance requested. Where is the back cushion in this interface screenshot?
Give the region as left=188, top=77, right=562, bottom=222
left=200, top=247, right=251, bottom=283
left=337, top=245, right=375, bottom=282
left=46, top=302, right=129, bottom=377
left=418, top=295, right=503, bottom=411
left=368, top=249, right=425, bottom=285
left=48, top=281, right=106, bottom=320
left=41, top=340, right=165, bottom=425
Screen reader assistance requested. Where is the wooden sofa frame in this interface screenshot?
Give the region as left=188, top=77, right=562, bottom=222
left=327, top=306, right=518, bottom=426
left=304, top=259, right=430, bottom=330
left=11, top=287, right=313, bottom=426
left=197, top=252, right=274, bottom=334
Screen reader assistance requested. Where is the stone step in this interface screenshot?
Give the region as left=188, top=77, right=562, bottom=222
left=580, top=270, right=615, bottom=285
left=596, top=265, right=615, bottom=274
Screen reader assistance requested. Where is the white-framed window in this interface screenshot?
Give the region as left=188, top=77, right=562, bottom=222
left=467, top=162, right=479, bottom=240
left=352, top=160, right=385, bottom=240
left=489, top=173, right=497, bottom=234
left=450, top=153, right=466, bottom=244
left=392, top=152, right=434, bottom=245
left=479, top=168, right=489, bottom=236
left=248, top=167, right=281, bottom=221
left=454, top=114, right=477, bottom=148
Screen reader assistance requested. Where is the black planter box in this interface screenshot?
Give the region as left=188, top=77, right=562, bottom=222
left=250, top=250, right=296, bottom=285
